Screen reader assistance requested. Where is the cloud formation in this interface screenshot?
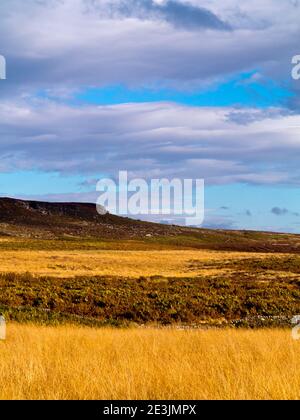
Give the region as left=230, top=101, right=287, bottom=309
left=271, top=207, right=288, bottom=216
left=0, top=100, right=300, bottom=185
left=271, top=207, right=300, bottom=216
left=0, top=0, right=299, bottom=97
left=115, top=0, right=230, bottom=30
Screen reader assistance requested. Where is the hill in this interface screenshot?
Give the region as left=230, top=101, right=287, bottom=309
left=0, top=197, right=300, bottom=329
left=0, top=197, right=299, bottom=253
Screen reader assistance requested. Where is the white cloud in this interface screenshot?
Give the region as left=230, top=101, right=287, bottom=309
left=1, top=0, right=299, bottom=94
left=0, top=99, right=299, bottom=185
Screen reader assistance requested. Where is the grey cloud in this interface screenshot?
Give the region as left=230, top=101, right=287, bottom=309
left=271, top=207, right=289, bottom=216
left=203, top=220, right=236, bottom=230
left=0, top=100, right=300, bottom=185
left=0, top=0, right=299, bottom=99
left=116, top=0, right=230, bottom=30
left=79, top=178, right=99, bottom=188
left=225, top=108, right=291, bottom=125
left=271, top=207, right=300, bottom=217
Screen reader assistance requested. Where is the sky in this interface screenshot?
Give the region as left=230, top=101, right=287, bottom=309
left=0, top=0, right=300, bottom=232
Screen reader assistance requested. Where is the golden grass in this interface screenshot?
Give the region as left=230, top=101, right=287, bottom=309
left=0, top=249, right=274, bottom=278
left=0, top=324, right=299, bottom=400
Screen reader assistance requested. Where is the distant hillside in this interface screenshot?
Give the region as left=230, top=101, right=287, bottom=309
left=0, top=197, right=299, bottom=253
left=0, top=197, right=179, bottom=239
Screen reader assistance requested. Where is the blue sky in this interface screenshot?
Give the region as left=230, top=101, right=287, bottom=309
left=75, top=72, right=293, bottom=108
left=0, top=0, right=300, bottom=232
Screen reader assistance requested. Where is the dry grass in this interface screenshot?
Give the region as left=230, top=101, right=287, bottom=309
left=0, top=249, right=274, bottom=278
left=0, top=324, right=299, bottom=400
